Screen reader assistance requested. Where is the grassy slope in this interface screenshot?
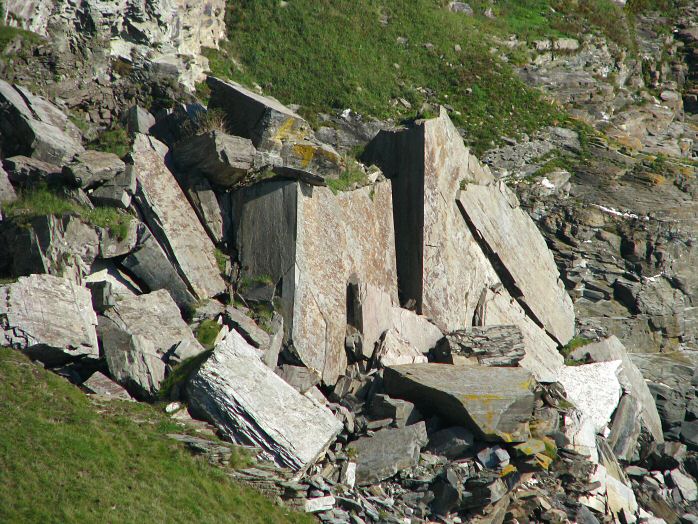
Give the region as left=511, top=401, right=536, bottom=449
left=0, top=348, right=313, bottom=524
left=204, top=0, right=637, bottom=154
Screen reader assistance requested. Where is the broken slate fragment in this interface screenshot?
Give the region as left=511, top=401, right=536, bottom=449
left=371, top=328, right=428, bottom=368
left=384, top=363, right=535, bottom=442
left=82, top=371, right=133, bottom=401
left=0, top=274, right=99, bottom=365
left=188, top=330, right=343, bottom=471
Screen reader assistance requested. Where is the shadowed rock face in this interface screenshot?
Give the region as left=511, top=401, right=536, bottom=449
left=232, top=179, right=398, bottom=385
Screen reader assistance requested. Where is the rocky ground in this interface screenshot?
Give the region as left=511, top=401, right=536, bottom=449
left=3, top=1, right=698, bottom=524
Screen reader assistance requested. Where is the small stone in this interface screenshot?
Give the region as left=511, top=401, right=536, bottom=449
left=304, top=496, right=336, bottom=513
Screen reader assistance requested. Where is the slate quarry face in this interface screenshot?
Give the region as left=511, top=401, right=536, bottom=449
left=233, top=179, right=398, bottom=385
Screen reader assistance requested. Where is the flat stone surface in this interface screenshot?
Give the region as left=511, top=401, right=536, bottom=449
left=188, top=330, right=343, bottom=471
left=434, top=325, right=525, bottom=367
left=608, top=394, right=642, bottom=461
left=427, top=426, right=475, bottom=459
left=347, top=422, right=427, bottom=485
left=557, top=361, right=622, bottom=432
left=63, top=149, right=125, bottom=188
left=131, top=133, right=225, bottom=301
left=0, top=164, right=17, bottom=204
left=384, top=363, right=535, bottom=442
left=233, top=179, right=397, bottom=384
left=82, top=371, right=133, bottom=401
left=669, top=469, right=697, bottom=502
left=0, top=274, right=98, bottom=365
left=372, top=328, right=427, bottom=368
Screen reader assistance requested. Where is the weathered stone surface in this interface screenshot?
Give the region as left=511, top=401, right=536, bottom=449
left=384, top=364, right=535, bottom=442
left=364, top=109, right=565, bottom=380
left=0, top=164, right=16, bottom=204
left=173, top=131, right=256, bottom=188
left=98, top=219, right=139, bottom=259
left=175, top=173, right=225, bottom=243
left=120, top=224, right=197, bottom=308
left=125, top=106, right=155, bottom=135
left=102, top=289, right=204, bottom=397
left=0, top=80, right=83, bottom=164
left=427, top=426, right=475, bottom=459
left=434, top=325, right=525, bottom=366
left=368, top=394, right=422, bottom=428
left=557, top=361, right=623, bottom=432
left=63, top=150, right=125, bottom=188
left=130, top=134, right=225, bottom=301
left=571, top=336, right=664, bottom=443
left=347, top=279, right=443, bottom=358
left=608, top=394, right=642, bottom=461
left=347, top=422, right=428, bottom=485
left=276, top=364, right=321, bottom=394
left=188, top=330, right=343, bottom=471
left=371, top=329, right=428, bottom=368
left=456, top=178, right=574, bottom=345
left=233, top=179, right=397, bottom=384
left=606, top=475, right=638, bottom=517
left=0, top=274, right=98, bottom=364
left=90, top=165, right=137, bottom=209
left=2, top=155, right=63, bottom=186
left=82, top=371, right=133, bottom=401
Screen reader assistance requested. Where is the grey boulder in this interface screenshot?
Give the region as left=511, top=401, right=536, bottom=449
left=62, top=150, right=126, bottom=188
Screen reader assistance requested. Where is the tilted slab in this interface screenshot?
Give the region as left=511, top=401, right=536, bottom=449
left=131, top=133, right=225, bottom=300
left=188, top=330, right=343, bottom=471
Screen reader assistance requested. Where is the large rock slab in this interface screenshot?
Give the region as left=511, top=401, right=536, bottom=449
left=434, top=325, right=525, bottom=366
left=570, top=336, right=664, bottom=443
left=0, top=164, right=17, bottom=204
left=456, top=178, right=574, bottom=345
left=371, top=329, right=428, bottom=368
left=232, top=179, right=398, bottom=384
left=188, top=330, right=343, bottom=471
left=364, top=108, right=566, bottom=379
left=347, top=422, right=428, bottom=485
left=62, top=150, right=125, bottom=189
left=130, top=134, right=225, bottom=301
left=0, top=80, right=83, bottom=164
left=102, top=289, right=205, bottom=398
left=0, top=274, right=98, bottom=364
left=384, top=363, right=536, bottom=442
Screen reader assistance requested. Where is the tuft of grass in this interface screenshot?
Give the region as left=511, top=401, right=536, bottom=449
left=159, top=349, right=214, bottom=399
left=92, top=126, right=131, bottom=158
left=560, top=335, right=593, bottom=359
left=197, top=108, right=229, bottom=134
left=214, top=248, right=228, bottom=275
left=196, top=320, right=222, bottom=350
left=4, top=186, right=132, bottom=241
left=0, top=348, right=313, bottom=524
left=326, top=160, right=369, bottom=194
left=0, top=24, right=41, bottom=52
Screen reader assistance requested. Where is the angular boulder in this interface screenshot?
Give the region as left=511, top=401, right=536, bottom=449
left=0, top=274, right=98, bottom=364
left=102, top=289, right=205, bottom=398
left=3, top=155, right=63, bottom=186
left=62, top=150, right=126, bottom=188
left=232, top=179, right=398, bottom=384
left=0, top=80, right=83, bottom=164
left=371, top=329, right=428, bottom=368
left=434, top=325, right=525, bottom=366
left=173, top=131, right=256, bottom=188
left=0, top=164, right=16, bottom=204
left=82, top=371, right=133, bottom=401
left=347, top=422, right=428, bottom=485
left=384, top=363, right=536, bottom=442
left=188, top=330, right=343, bottom=471
left=130, top=134, right=225, bottom=301
left=364, top=108, right=566, bottom=380
left=90, top=165, right=137, bottom=209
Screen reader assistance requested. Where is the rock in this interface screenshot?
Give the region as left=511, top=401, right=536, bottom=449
left=304, top=496, right=336, bottom=513
left=101, top=289, right=205, bottom=397
left=433, top=325, right=525, bottom=366
left=477, top=446, right=510, bottom=469
left=175, top=173, right=225, bottom=243
left=223, top=306, right=270, bottom=351
left=82, top=371, right=133, bottom=401
left=681, top=420, right=698, bottom=449
left=570, top=336, right=664, bottom=443
left=125, top=106, right=155, bottom=135
left=347, top=279, right=443, bottom=358
left=89, top=165, right=137, bottom=209
left=0, top=164, right=16, bottom=204
left=364, top=108, right=565, bottom=381
left=276, top=365, right=321, bottom=394
left=62, top=150, right=126, bottom=189
left=669, top=469, right=697, bottom=502
left=608, top=394, right=642, bottom=461
left=188, top=330, right=343, bottom=471
left=427, top=426, right=475, bottom=459
left=371, top=329, right=428, bottom=368
left=173, top=131, right=256, bottom=188
left=347, top=422, right=428, bottom=485
left=368, top=394, right=422, bottom=428
left=449, top=2, right=473, bottom=15
left=652, top=383, right=688, bottom=440
left=606, top=475, right=638, bottom=518
left=120, top=224, right=197, bottom=309
left=2, top=155, right=63, bottom=187
left=556, top=361, right=623, bottom=432
left=0, top=274, right=99, bottom=365
left=0, top=80, right=83, bottom=164
left=384, top=364, right=535, bottom=442
left=232, top=179, right=397, bottom=384
left=130, top=134, right=225, bottom=301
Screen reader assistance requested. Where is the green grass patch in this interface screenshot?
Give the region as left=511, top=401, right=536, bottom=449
left=4, top=186, right=133, bottom=241
left=196, top=320, right=222, bottom=350
left=560, top=335, right=593, bottom=358
left=0, top=348, right=313, bottom=524
left=214, top=248, right=228, bottom=275
left=92, top=126, right=131, bottom=158
left=159, top=349, right=214, bottom=399
left=0, top=24, right=41, bottom=52
left=326, top=160, right=369, bottom=194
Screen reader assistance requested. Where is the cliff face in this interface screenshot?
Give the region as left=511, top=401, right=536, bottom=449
left=2, top=2, right=698, bottom=523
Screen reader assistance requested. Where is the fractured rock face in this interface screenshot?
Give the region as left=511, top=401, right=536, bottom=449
left=364, top=108, right=567, bottom=380
left=62, top=150, right=126, bottom=188
left=384, top=363, right=536, bottom=442
left=0, top=274, right=98, bottom=364
left=0, top=80, right=83, bottom=165
left=187, top=330, right=343, bottom=471
left=232, top=179, right=398, bottom=384
left=371, top=329, right=428, bottom=368
left=130, top=134, right=225, bottom=301
left=434, top=325, right=525, bottom=367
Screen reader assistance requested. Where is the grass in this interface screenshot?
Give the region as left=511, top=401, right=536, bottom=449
left=326, top=160, right=369, bottom=194
left=204, top=0, right=640, bottom=154
left=0, top=24, right=42, bottom=52
left=92, top=126, right=131, bottom=159
left=4, top=186, right=132, bottom=241
left=196, top=320, right=222, bottom=350
left=159, top=349, right=214, bottom=400
left=214, top=248, right=228, bottom=275
left=560, top=335, right=593, bottom=359
left=0, top=348, right=313, bottom=524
